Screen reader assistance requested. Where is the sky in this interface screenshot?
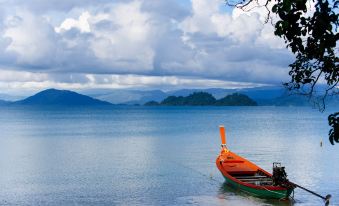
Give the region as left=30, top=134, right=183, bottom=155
left=0, top=0, right=295, bottom=95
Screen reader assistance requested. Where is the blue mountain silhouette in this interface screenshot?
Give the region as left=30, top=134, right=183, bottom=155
left=15, top=89, right=112, bottom=106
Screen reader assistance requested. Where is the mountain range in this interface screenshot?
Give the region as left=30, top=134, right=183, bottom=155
left=83, top=89, right=167, bottom=105
left=79, top=86, right=285, bottom=105
left=81, top=86, right=338, bottom=106
left=0, top=86, right=337, bottom=107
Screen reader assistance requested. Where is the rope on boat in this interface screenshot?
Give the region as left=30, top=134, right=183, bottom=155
left=168, top=158, right=296, bottom=203
left=137, top=144, right=317, bottom=204
left=163, top=156, right=223, bottom=186
left=137, top=144, right=223, bottom=186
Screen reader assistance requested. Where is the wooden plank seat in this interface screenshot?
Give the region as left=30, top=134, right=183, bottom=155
left=238, top=177, right=273, bottom=181
left=235, top=175, right=268, bottom=179
left=240, top=178, right=272, bottom=182
left=244, top=181, right=274, bottom=186
left=235, top=175, right=273, bottom=185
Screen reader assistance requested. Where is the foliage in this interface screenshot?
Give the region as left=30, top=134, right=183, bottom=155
left=144, top=101, right=160, bottom=106
left=272, top=0, right=338, bottom=144
left=225, top=0, right=338, bottom=144
left=272, top=0, right=338, bottom=95
left=161, top=92, right=216, bottom=105
left=161, top=95, right=186, bottom=105
left=184, top=92, right=216, bottom=105
left=329, top=112, right=339, bottom=145
left=157, top=92, right=257, bottom=106
left=215, top=93, right=258, bottom=106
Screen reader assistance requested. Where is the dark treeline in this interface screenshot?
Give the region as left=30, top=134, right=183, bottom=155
left=144, top=92, right=257, bottom=106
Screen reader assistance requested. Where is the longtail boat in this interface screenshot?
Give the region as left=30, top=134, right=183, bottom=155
left=216, top=125, right=294, bottom=199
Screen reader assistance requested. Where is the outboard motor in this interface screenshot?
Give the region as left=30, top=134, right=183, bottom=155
left=272, top=162, right=290, bottom=187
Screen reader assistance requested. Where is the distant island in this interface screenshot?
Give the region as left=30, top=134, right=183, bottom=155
left=12, top=89, right=112, bottom=106
left=144, top=92, right=257, bottom=106
left=0, top=87, right=337, bottom=107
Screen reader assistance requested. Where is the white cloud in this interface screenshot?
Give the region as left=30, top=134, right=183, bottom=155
left=179, top=0, right=221, bottom=34
left=174, top=0, right=292, bottom=83
left=0, top=0, right=294, bottom=93
left=56, top=1, right=155, bottom=72
left=55, top=11, right=91, bottom=33
left=0, top=68, right=48, bottom=82
left=3, top=10, right=56, bottom=66
left=179, top=0, right=264, bottom=43
left=0, top=68, right=267, bottom=96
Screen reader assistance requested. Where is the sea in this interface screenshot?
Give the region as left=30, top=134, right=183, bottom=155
left=0, top=106, right=338, bottom=206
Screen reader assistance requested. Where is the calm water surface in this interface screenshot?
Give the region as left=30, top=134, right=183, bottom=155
left=0, top=106, right=338, bottom=206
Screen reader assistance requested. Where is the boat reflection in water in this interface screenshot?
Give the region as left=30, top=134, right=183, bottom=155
left=218, top=182, right=294, bottom=206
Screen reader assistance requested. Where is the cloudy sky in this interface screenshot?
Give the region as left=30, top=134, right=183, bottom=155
left=0, top=0, right=294, bottom=95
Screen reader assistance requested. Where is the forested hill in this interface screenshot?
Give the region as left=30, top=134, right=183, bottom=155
left=14, top=89, right=112, bottom=106
left=144, top=92, right=257, bottom=106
